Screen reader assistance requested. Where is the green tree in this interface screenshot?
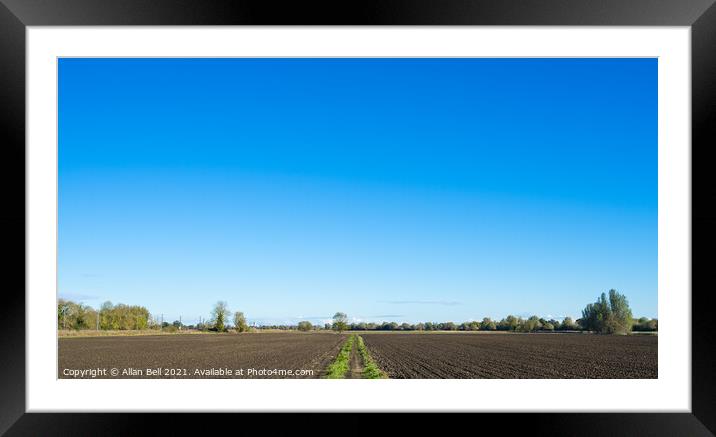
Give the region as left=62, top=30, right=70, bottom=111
left=99, top=301, right=113, bottom=329
left=297, top=320, right=313, bottom=331
left=57, top=299, right=98, bottom=330
left=233, top=311, right=248, bottom=332
left=581, top=289, right=633, bottom=334
left=560, top=316, right=576, bottom=331
left=466, top=321, right=480, bottom=331
left=383, top=321, right=399, bottom=331
left=79, top=306, right=98, bottom=330
left=633, top=318, right=658, bottom=332
left=498, top=315, right=521, bottom=331
left=441, top=322, right=457, bottom=331
left=332, top=312, right=348, bottom=332
left=480, top=317, right=497, bottom=331
left=211, top=301, right=230, bottom=332
left=607, top=289, right=633, bottom=334
left=522, top=315, right=542, bottom=332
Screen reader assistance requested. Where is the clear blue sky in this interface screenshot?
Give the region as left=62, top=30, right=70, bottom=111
left=58, top=58, right=657, bottom=326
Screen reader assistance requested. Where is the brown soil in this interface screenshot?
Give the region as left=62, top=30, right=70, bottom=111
left=59, top=332, right=346, bottom=378
left=361, top=332, right=657, bottom=379
left=346, top=341, right=363, bottom=379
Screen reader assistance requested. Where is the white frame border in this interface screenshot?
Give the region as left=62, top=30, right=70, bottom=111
left=27, top=26, right=690, bottom=412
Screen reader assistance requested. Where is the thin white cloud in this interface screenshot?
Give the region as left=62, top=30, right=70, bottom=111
left=59, top=292, right=100, bottom=301
left=380, top=300, right=461, bottom=306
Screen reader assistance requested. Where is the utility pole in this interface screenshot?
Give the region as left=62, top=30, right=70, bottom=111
left=179, top=315, right=182, bottom=330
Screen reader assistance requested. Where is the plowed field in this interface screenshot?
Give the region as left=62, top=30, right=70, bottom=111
left=361, top=333, right=657, bottom=378
left=59, top=333, right=346, bottom=378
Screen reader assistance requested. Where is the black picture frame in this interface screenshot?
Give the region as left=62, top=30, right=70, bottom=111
left=1, top=0, right=715, bottom=434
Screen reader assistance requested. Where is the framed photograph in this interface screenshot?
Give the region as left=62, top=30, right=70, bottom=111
left=2, top=0, right=715, bottom=434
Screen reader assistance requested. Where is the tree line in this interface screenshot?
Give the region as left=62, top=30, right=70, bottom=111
left=57, top=299, right=250, bottom=332
left=58, top=289, right=656, bottom=335
left=316, top=290, right=655, bottom=335
left=58, top=300, right=151, bottom=331
left=285, top=316, right=655, bottom=334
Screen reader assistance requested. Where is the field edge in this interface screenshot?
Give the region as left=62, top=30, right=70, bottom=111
left=356, top=335, right=388, bottom=379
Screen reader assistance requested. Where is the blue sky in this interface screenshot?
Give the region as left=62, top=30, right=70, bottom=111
left=58, top=58, right=657, bottom=326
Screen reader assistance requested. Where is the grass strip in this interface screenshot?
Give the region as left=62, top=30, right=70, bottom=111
left=356, top=336, right=388, bottom=379
left=325, top=335, right=355, bottom=379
